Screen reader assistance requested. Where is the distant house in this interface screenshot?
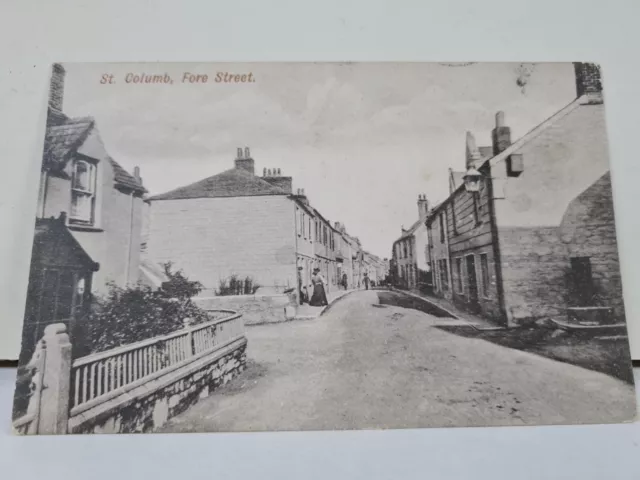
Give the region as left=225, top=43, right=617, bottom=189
left=391, top=195, right=430, bottom=289
left=23, top=64, right=146, bottom=359
left=427, top=63, right=624, bottom=326
left=146, top=148, right=343, bottom=298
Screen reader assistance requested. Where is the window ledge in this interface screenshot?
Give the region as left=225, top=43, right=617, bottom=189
left=68, top=224, right=104, bottom=233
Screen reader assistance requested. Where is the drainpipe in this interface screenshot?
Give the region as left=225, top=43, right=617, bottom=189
left=124, top=191, right=135, bottom=285
left=485, top=166, right=507, bottom=326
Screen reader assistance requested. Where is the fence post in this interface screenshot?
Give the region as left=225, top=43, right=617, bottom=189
left=37, top=323, right=72, bottom=434
left=183, top=318, right=194, bottom=357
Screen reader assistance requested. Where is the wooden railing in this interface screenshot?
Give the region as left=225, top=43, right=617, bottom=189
left=70, top=310, right=243, bottom=411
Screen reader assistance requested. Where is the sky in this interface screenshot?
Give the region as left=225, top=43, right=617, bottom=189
left=61, top=62, right=577, bottom=258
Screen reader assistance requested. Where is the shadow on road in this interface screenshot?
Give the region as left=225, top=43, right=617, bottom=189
left=376, top=290, right=455, bottom=319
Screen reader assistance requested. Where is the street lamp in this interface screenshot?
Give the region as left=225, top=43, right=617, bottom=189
left=462, top=167, right=483, bottom=193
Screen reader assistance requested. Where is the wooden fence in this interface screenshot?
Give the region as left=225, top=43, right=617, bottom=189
left=13, top=310, right=245, bottom=434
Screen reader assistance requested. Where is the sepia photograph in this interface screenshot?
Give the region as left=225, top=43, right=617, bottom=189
left=12, top=61, right=636, bottom=435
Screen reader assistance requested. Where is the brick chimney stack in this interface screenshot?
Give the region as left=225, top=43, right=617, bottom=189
left=49, top=63, right=66, bottom=112
left=234, top=146, right=255, bottom=175
left=574, top=62, right=603, bottom=104
left=417, top=194, right=429, bottom=221
left=492, top=111, right=511, bottom=155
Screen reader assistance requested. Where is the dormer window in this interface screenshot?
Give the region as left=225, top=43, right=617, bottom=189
left=70, top=159, right=97, bottom=225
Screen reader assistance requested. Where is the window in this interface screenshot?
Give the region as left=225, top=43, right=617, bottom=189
left=296, top=209, right=302, bottom=236
left=408, top=241, right=413, bottom=258
left=403, top=242, right=407, bottom=259
left=455, top=257, right=463, bottom=293
left=302, top=213, right=306, bottom=238
left=309, top=217, right=312, bottom=242
left=70, top=159, right=97, bottom=224
left=439, top=213, right=445, bottom=243
left=480, top=253, right=490, bottom=297
left=438, top=259, right=449, bottom=291
left=323, top=226, right=328, bottom=245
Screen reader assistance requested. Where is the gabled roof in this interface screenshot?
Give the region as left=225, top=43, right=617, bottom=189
left=394, top=218, right=424, bottom=243
left=429, top=95, right=590, bottom=221
left=109, top=157, right=147, bottom=193
left=43, top=115, right=95, bottom=172
left=473, top=96, right=586, bottom=171
left=149, top=167, right=287, bottom=201
left=43, top=110, right=146, bottom=193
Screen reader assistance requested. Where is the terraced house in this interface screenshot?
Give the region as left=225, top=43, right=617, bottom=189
left=427, top=63, right=624, bottom=327
left=391, top=194, right=430, bottom=289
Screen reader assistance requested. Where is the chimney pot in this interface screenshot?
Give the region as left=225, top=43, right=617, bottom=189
left=263, top=167, right=267, bottom=176
left=245, top=147, right=251, bottom=158
left=237, top=148, right=243, bottom=159
left=495, top=111, right=505, bottom=128
left=277, top=168, right=281, bottom=175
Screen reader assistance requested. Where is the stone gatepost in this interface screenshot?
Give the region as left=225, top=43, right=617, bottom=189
left=37, top=323, right=72, bottom=434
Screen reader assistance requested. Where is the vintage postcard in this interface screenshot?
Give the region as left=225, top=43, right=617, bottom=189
left=13, top=62, right=636, bottom=434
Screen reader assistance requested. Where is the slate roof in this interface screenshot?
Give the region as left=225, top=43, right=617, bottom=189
left=43, top=115, right=94, bottom=172
left=43, top=110, right=146, bottom=193
left=109, top=157, right=147, bottom=193
left=149, top=168, right=287, bottom=200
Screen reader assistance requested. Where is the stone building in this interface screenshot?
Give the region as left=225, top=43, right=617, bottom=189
left=391, top=195, right=430, bottom=289
left=146, top=148, right=369, bottom=301
left=427, top=63, right=625, bottom=326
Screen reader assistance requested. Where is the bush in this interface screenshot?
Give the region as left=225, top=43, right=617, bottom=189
left=216, top=274, right=261, bottom=296
left=80, top=263, right=210, bottom=355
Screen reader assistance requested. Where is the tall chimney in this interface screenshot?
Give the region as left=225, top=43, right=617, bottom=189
left=465, top=131, right=482, bottom=168
left=49, top=63, right=66, bottom=112
left=417, top=194, right=429, bottom=221
left=574, top=62, right=603, bottom=104
left=492, top=111, right=511, bottom=155
left=133, top=166, right=143, bottom=185
left=234, top=146, right=255, bottom=175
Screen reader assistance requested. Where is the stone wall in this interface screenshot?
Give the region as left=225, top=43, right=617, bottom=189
left=69, top=338, right=247, bottom=434
left=498, top=226, right=570, bottom=325
left=195, top=294, right=291, bottom=325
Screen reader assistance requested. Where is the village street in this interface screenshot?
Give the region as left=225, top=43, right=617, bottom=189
left=161, top=290, right=636, bottom=433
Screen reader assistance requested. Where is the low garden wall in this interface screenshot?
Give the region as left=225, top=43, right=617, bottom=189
left=195, top=294, right=293, bottom=325
left=13, top=310, right=248, bottom=435
left=70, top=337, right=247, bottom=434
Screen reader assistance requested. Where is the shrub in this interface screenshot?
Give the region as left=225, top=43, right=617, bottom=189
left=216, top=274, right=261, bottom=296
left=79, top=263, right=210, bottom=355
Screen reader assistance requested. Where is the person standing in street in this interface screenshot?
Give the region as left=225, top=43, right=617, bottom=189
left=309, top=267, right=329, bottom=306
left=342, top=272, right=348, bottom=291
left=363, top=272, right=370, bottom=290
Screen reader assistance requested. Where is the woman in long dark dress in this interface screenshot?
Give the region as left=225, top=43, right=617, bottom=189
left=309, top=268, right=329, bottom=306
